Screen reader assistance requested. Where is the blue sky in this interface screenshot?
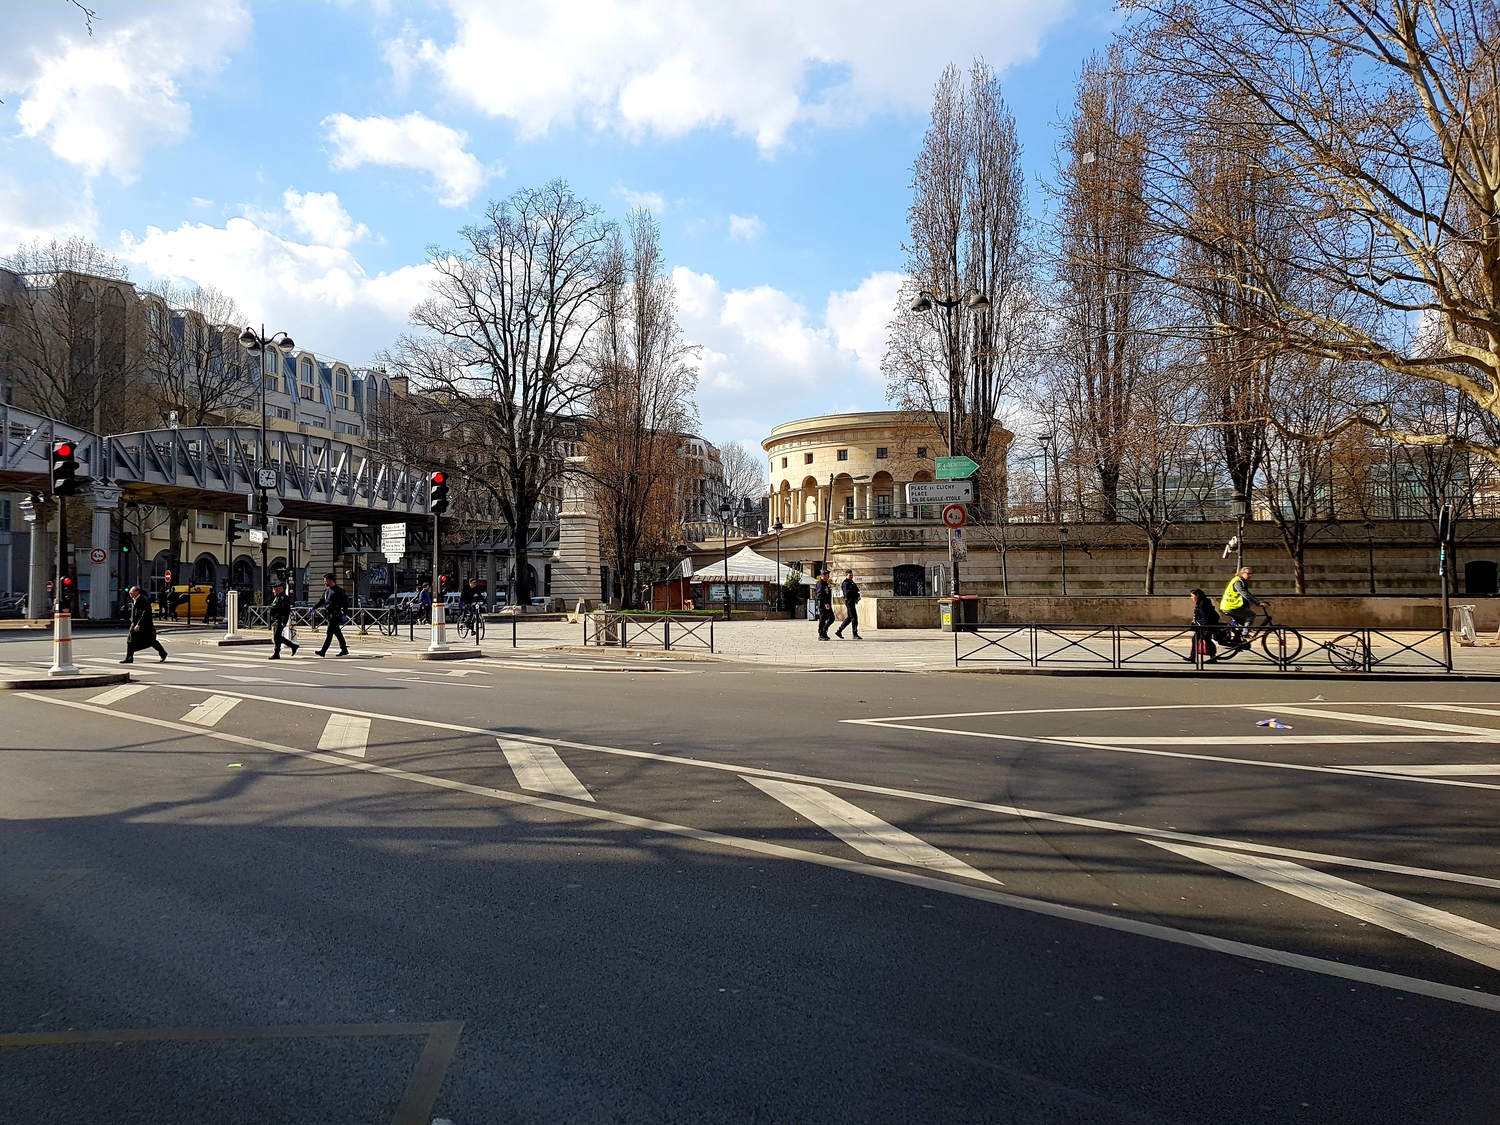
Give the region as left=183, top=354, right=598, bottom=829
left=0, top=0, right=1122, bottom=451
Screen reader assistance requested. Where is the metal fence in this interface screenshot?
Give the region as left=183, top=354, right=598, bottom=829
left=955, top=623, right=1453, bottom=673
left=583, top=612, right=715, bottom=652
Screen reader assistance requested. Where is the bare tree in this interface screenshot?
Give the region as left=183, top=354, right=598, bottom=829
left=140, top=282, right=253, bottom=428
left=718, top=441, right=767, bottom=511
left=1049, top=48, right=1156, bottom=523
left=584, top=209, right=699, bottom=607
left=1129, top=0, right=1500, bottom=470
left=0, top=237, right=149, bottom=432
left=884, top=59, right=1038, bottom=502
left=383, top=181, right=614, bottom=603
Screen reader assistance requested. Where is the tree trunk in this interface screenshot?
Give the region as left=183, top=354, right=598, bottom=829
left=1144, top=535, right=1159, bottom=594
left=1292, top=548, right=1306, bottom=595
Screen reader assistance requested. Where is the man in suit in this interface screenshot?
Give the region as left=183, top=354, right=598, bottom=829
left=813, top=568, right=835, bottom=641
left=268, top=580, right=299, bottom=660
left=316, top=572, right=349, bottom=657
left=121, top=585, right=167, bottom=663
left=834, top=569, right=862, bottom=640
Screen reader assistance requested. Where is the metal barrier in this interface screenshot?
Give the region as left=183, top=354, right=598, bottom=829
left=956, top=623, right=1453, bottom=673
left=583, top=612, right=714, bottom=652
left=239, top=604, right=398, bottom=636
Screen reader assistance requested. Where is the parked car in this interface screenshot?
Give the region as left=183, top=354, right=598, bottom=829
left=0, top=593, right=28, bottom=620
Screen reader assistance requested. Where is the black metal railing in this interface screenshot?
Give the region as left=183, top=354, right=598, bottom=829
left=955, top=623, right=1453, bottom=673
left=583, top=612, right=714, bottom=652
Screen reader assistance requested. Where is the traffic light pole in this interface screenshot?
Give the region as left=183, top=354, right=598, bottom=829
left=49, top=493, right=78, bottom=676
left=428, top=509, right=448, bottom=652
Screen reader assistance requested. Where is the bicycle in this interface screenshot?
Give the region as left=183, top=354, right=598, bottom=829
left=377, top=606, right=398, bottom=637
left=1324, top=631, right=1369, bottom=673
left=455, top=602, right=485, bottom=642
left=1215, top=601, right=1305, bottom=665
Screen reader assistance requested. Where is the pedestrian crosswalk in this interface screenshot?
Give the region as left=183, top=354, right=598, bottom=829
left=317, top=713, right=370, bottom=757
left=181, top=694, right=241, bottom=726
left=498, top=739, right=594, bottom=801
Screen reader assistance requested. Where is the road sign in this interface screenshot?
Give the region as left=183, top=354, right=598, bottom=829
left=247, top=529, right=268, bottom=546
left=906, top=480, right=974, bottom=504
left=935, top=456, right=979, bottom=480
left=941, top=504, right=967, bottom=529
left=256, top=468, right=278, bottom=489
left=949, top=528, right=968, bottom=560
left=89, top=547, right=107, bottom=564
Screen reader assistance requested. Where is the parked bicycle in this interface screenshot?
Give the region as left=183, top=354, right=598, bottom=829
left=1216, top=600, right=1305, bottom=664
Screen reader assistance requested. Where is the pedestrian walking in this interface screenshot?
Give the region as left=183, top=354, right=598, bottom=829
left=834, top=569, right=862, bottom=639
left=814, top=568, right=835, bottom=641
left=418, top=582, right=433, bottom=624
left=1185, top=587, right=1220, bottom=663
left=120, top=585, right=167, bottom=664
left=205, top=585, right=220, bottom=627
left=268, top=580, right=299, bottom=660
left=315, top=572, right=349, bottom=657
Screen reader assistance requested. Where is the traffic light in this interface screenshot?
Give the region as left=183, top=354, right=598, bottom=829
left=50, top=440, right=80, bottom=496
left=226, top=517, right=241, bottom=545
left=250, top=492, right=268, bottom=530
left=430, top=472, right=449, bottom=514
left=119, top=532, right=133, bottom=557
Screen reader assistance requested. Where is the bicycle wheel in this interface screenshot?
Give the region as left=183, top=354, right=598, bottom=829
left=379, top=611, right=396, bottom=637
left=456, top=614, right=471, bottom=640
left=1258, top=626, right=1305, bottom=664
left=473, top=614, right=485, bottom=642
left=1325, top=632, right=1368, bottom=673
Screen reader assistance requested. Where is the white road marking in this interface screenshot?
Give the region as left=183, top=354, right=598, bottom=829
left=87, top=683, right=149, bottom=707
left=1354, top=763, right=1500, bottom=777
left=317, top=713, right=370, bottom=758
left=150, top=684, right=1500, bottom=893
left=499, top=740, right=593, bottom=801
left=181, top=695, right=240, bottom=727
left=1256, top=705, right=1500, bottom=740
left=20, top=690, right=1500, bottom=1015
left=1150, top=840, right=1500, bottom=972
left=1053, top=734, right=1491, bottom=747
left=221, top=675, right=309, bottom=687
left=746, top=777, right=997, bottom=884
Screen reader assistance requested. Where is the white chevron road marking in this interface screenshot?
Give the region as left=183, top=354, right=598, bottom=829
left=317, top=713, right=371, bottom=758
left=499, top=740, right=593, bottom=801
left=746, top=777, right=997, bottom=884
left=1149, top=839, right=1500, bottom=971
left=88, top=683, right=149, bottom=707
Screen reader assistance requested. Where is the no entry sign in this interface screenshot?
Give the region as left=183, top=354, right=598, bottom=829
left=941, top=504, right=967, bottom=529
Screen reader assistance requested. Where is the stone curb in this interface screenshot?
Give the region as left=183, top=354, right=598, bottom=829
left=396, top=648, right=484, bottom=661
left=0, top=671, right=131, bottom=691
left=947, top=666, right=1500, bottom=681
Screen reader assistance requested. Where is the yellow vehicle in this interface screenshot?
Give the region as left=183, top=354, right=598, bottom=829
left=161, top=584, right=212, bottom=620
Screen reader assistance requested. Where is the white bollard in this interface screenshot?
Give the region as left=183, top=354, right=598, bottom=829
left=48, top=608, right=80, bottom=676
left=224, top=589, right=241, bottom=642
left=428, top=602, right=449, bottom=652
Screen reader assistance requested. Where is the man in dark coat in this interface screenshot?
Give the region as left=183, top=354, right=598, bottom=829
left=834, top=569, right=862, bottom=640
left=315, top=572, right=349, bottom=657
left=813, top=568, right=835, bottom=641
left=121, top=585, right=167, bottom=663
left=268, top=580, right=299, bottom=660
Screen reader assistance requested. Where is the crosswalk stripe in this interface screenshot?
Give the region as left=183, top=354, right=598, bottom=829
left=1260, top=705, right=1500, bottom=740
left=317, top=713, right=370, bottom=757
left=1148, top=839, right=1500, bottom=971
left=498, top=740, right=593, bottom=801
left=745, top=777, right=997, bottom=884
left=88, top=683, right=150, bottom=707
left=181, top=695, right=240, bottom=727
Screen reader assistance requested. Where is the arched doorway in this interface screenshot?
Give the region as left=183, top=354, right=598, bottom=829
left=231, top=556, right=255, bottom=593
left=193, top=554, right=218, bottom=587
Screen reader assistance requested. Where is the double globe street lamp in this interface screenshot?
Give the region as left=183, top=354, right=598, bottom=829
left=238, top=326, right=296, bottom=609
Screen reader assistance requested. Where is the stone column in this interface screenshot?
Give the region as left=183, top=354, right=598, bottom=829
left=20, top=495, right=54, bottom=619
left=818, top=485, right=829, bottom=522
left=86, top=483, right=123, bottom=619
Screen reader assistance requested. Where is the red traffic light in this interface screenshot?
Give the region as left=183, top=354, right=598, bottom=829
left=55, top=442, right=73, bottom=458
left=432, top=472, right=446, bottom=484
left=62, top=576, right=72, bottom=587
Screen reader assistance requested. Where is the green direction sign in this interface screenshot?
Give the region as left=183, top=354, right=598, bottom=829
left=935, top=456, right=980, bottom=480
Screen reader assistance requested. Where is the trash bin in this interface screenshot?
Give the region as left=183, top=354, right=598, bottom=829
left=940, top=595, right=979, bottom=632
left=1454, top=603, right=1478, bottom=646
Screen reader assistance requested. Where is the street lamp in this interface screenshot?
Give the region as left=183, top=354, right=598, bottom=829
left=1363, top=519, right=1376, bottom=594
left=910, top=287, right=990, bottom=482
left=718, top=501, right=734, bottom=620
left=238, top=325, right=295, bottom=610
left=772, top=520, right=784, bottom=613
left=1230, top=490, right=1248, bottom=570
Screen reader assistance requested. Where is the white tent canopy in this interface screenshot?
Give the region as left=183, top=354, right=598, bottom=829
left=689, top=546, right=812, bottom=585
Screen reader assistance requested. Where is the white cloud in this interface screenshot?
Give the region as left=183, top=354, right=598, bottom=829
left=824, top=270, right=902, bottom=378
left=673, top=265, right=898, bottom=441
left=727, top=213, right=765, bottom=243
left=120, top=213, right=434, bottom=363
left=390, top=0, right=1073, bottom=151
left=0, top=1, right=250, bottom=181
left=281, top=189, right=370, bottom=248
left=616, top=185, right=665, bottom=213
left=323, top=111, right=496, bottom=207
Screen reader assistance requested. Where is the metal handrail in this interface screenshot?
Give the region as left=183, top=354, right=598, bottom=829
left=956, top=623, right=1455, bottom=673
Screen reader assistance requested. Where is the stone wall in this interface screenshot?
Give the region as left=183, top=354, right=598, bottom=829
left=832, top=518, right=1500, bottom=599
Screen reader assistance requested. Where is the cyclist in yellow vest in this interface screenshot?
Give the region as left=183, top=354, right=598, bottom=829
left=1220, top=566, right=1264, bottom=639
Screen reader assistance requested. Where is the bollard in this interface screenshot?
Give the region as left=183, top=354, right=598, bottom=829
left=48, top=608, right=80, bottom=676
left=512, top=613, right=517, bottom=649
left=428, top=602, right=449, bottom=652
left=224, top=589, right=242, bottom=641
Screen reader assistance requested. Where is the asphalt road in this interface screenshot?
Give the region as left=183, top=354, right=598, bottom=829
left=3, top=628, right=1500, bottom=1123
